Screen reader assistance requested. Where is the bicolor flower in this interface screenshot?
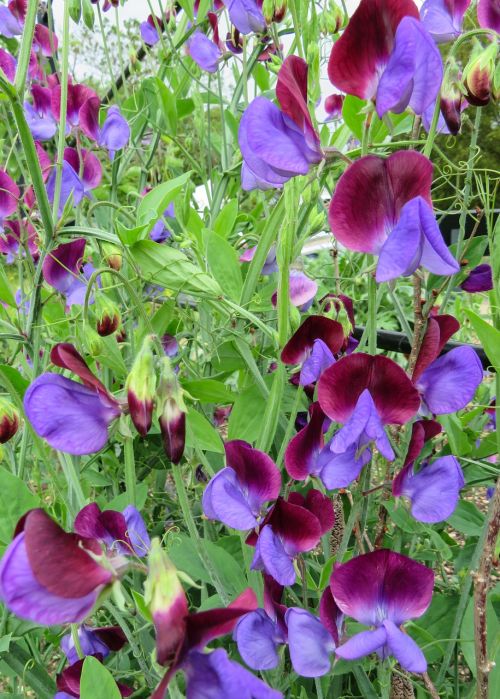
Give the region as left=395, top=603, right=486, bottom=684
left=329, top=0, right=442, bottom=117
left=157, top=357, right=186, bottom=463
left=126, top=336, right=156, bottom=437
left=328, top=151, right=459, bottom=281
left=0, top=47, right=16, bottom=82
left=460, top=263, right=494, bottom=292
left=324, top=93, right=344, bottom=121
left=0, top=0, right=58, bottom=55
left=61, top=625, right=127, bottom=665
left=186, top=30, right=222, bottom=73
left=239, top=56, right=323, bottom=190
left=74, top=502, right=151, bottom=558
left=0, top=509, right=118, bottom=625
left=150, top=202, right=175, bottom=243
left=239, top=244, right=278, bottom=275
left=0, top=169, right=20, bottom=227
left=420, top=0, right=471, bottom=43
left=79, top=100, right=130, bottom=158
left=281, top=315, right=344, bottom=385
left=224, top=0, right=267, bottom=34
left=411, top=315, right=483, bottom=414
left=55, top=656, right=133, bottom=698
left=63, top=147, right=103, bottom=194
left=42, top=238, right=97, bottom=307
left=477, top=0, right=500, bottom=32
left=393, top=455, right=464, bottom=522
left=0, top=219, right=38, bottom=263
left=271, top=270, right=318, bottom=311
left=140, top=14, right=166, bottom=46
left=203, top=440, right=281, bottom=530
left=51, top=81, right=99, bottom=130
left=24, top=343, right=122, bottom=455
left=331, top=549, right=434, bottom=673
left=251, top=491, right=334, bottom=586
left=24, top=85, right=57, bottom=141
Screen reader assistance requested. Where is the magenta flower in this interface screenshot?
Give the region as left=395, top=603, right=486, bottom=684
left=46, top=161, right=85, bottom=214
left=0, top=48, right=16, bottom=82
left=55, top=656, right=133, bottom=698
left=24, top=85, right=57, bottom=141
left=324, top=93, right=344, bottom=120
left=281, top=315, right=344, bottom=385
left=64, top=147, right=103, bottom=194
left=0, top=509, right=115, bottom=625
left=239, top=56, right=323, bottom=190
left=61, top=625, right=127, bottom=665
left=42, top=238, right=98, bottom=307
left=328, top=152, right=459, bottom=281
left=272, top=270, right=318, bottom=311
left=460, top=263, right=494, bottom=292
left=329, top=0, right=425, bottom=106
left=477, top=0, right=500, bottom=32
left=0, top=0, right=58, bottom=55
left=420, top=0, right=471, bottom=42
left=412, top=315, right=483, bottom=414
left=0, top=219, right=38, bottom=264
left=239, top=244, right=278, bottom=275
left=186, top=30, right=222, bottom=73
left=224, top=0, right=266, bottom=34
left=51, top=82, right=99, bottom=130
left=0, top=169, right=20, bottom=225
left=331, top=549, right=434, bottom=673
left=24, top=343, right=121, bottom=455
left=202, top=440, right=281, bottom=530
left=393, top=455, right=464, bottom=522
left=251, top=491, right=334, bottom=585
left=74, top=502, right=151, bottom=558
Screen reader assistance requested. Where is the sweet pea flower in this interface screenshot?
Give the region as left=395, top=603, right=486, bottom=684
left=281, top=315, right=345, bottom=385
left=0, top=47, right=16, bottom=82
left=55, top=656, right=133, bottom=698
left=0, top=0, right=58, bottom=55
left=271, top=270, right=318, bottom=311
left=51, top=82, right=99, bottom=131
left=0, top=220, right=38, bottom=263
left=61, top=625, right=127, bottom=665
left=393, top=455, right=464, bottom=522
left=251, top=491, right=334, bottom=585
left=420, top=0, right=471, bottom=43
left=239, top=56, right=323, bottom=190
left=328, top=151, right=459, bottom=282
left=24, top=343, right=122, bottom=455
left=239, top=244, right=278, bottom=275
left=202, top=440, right=281, bottom=530
left=0, top=509, right=117, bottom=625
left=42, top=238, right=98, bottom=308
left=63, top=147, right=103, bottom=194
left=140, top=14, right=165, bottom=46
left=224, top=0, right=266, bottom=34
left=329, top=0, right=442, bottom=118
left=0, top=169, right=20, bottom=227
left=186, top=30, right=222, bottom=73
left=331, top=549, right=434, bottom=673
left=150, top=203, right=175, bottom=242
left=24, top=85, right=57, bottom=141
left=411, top=315, right=483, bottom=414
left=477, top=0, right=500, bottom=32
left=79, top=100, right=130, bottom=159
left=460, top=263, right=494, bottom=292
left=324, top=93, right=344, bottom=120
left=74, top=502, right=151, bottom=557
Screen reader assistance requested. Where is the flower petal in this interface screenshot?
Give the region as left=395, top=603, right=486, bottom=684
left=268, top=497, right=323, bottom=553
left=286, top=608, right=335, bottom=677
left=251, top=525, right=296, bottom=586
left=225, top=440, right=281, bottom=505
left=0, top=169, right=20, bottom=219
left=42, top=238, right=86, bottom=294
left=335, top=627, right=388, bottom=661
left=319, top=587, right=343, bottom=646
left=383, top=619, right=427, bottom=673
left=202, top=467, right=259, bottom=530
left=317, top=443, right=371, bottom=489
left=187, top=31, right=221, bottom=73
left=185, top=588, right=258, bottom=649
left=234, top=609, right=281, bottom=670
left=225, top=0, right=266, bottom=35
left=412, top=314, right=460, bottom=381
left=285, top=402, right=325, bottom=480
left=276, top=55, right=318, bottom=142
left=477, top=0, right=500, bottom=32
left=281, top=315, right=344, bottom=365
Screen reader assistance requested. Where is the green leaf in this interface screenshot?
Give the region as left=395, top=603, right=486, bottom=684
left=214, top=199, right=239, bottom=238
left=182, top=379, right=235, bottom=404
left=206, top=232, right=242, bottom=301
left=0, top=469, right=39, bottom=545
left=0, top=364, right=30, bottom=400
left=341, top=95, right=366, bottom=141
left=383, top=502, right=423, bottom=534
left=253, top=63, right=270, bottom=91
left=69, top=0, right=81, bottom=23
left=142, top=77, right=177, bottom=135
left=447, top=499, right=485, bottom=537
left=0, top=642, right=56, bottom=698
left=228, top=384, right=267, bottom=442
left=464, top=309, right=500, bottom=369
left=185, top=408, right=224, bottom=453
left=115, top=218, right=151, bottom=246
left=137, top=172, right=192, bottom=227
left=131, top=240, right=222, bottom=298
left=80, top=656, right=121, bottom=699
left=0, top=263, right=15, bottom=307
left=81, top=0, right=95, bottom=28
left=439, top=413, right=472, bottom=456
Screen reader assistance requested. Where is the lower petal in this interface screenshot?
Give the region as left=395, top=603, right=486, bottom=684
left=383, top=619, right=427, bottom=673
left=234, top=610, right=281, bottom=670
left=335, top=627, right=387, bottom=661
left=252, top=526, right=296, bottom=587
left=286, top=608, right=335, bottom=677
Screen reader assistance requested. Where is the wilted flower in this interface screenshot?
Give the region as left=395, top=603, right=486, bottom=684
left=460, top=263, right=494, bottom=292
left=331, top=549, right=434, bottom=673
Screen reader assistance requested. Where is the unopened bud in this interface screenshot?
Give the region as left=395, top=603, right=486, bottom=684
left=463, top=41, right=498, bottom=107
left=440, top=60, right=464, bottom=135
left=158, top=358, right=186, bottom=464
left=95, top=297, right=121, bottom=337
left=126, top=336, right=156, bottom=437
left=102, top=243, right=122, bottom=271
left=0, top=398, right=19, bottom=443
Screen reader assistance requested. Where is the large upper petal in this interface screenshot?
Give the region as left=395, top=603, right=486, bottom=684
left=330, top=549, right=434, bottom=626
left=477, top=0, right=500, bottom=32
left=328, top=0, right=420, bottom=100
left=412, top=314, right=460, bottom=381
left=281, top=315, right=344, bottom=364
left=276, top=55, right=318, bottom=143
left=318, top=353, right=420, bottom=425
left=416, top=346, right=483, bottom=414
left=0, top=169, right=20, bottom=219
left=328, top=151, right=433, bottom=253
left=285, top=402, right=325, bottom=480
left=268, top=497, right=323, bottom=553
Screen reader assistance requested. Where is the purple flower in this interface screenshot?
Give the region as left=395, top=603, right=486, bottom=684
left=0, top=48, right=16, bottom=82
left=421, top=0, right=471, bottom=43
left=460, top=263, right=493, bottom=293
left=224, top=0, right=266, bottom=34
left=331, top=549, right=434, bottom=673
left=281, top=315, right=344, bottom=384
left=0, top=220, right=38, bottom=264
left=24, top=343, right=121, bottom=455
left=24, top=85, right=57, bottom=141
left=393, top=455, right=464, bottom=522
left=140, top=15, right=163, bottom=46
left=150, top=202, right=175, bottom=243
left=0, top=509, right=114, bottom=625
left=187, top=31, right=222, bottom=73
left=61, top=625, right=127, bottom=665
left=64, top=147, right=103, bottom=194
left=52, top=82, right=99, bottom=130
left=329, top=152, right=459, bottom=281
left=239, top=244, right=278, bottom=275
left=202, top=440, right=281, bottom=530
left=375, top=17, right=443, bottom=118
left=42, top=238, right=98, bottom=308
left=79, top=100, right=130, bottom=159
left=251, top=491, right=334, bottom=585
left=239, top=56, right=322, bottom=190
left=74, top=502, right=151, bottom=557
left=0, top=169, right=20, bottom=225
left=272, top=270, right=318, bottom=311
left=46, top=161, right=85, bottom=215
left=477, top=0, right=500, bottom=31
left=324, top=93, right=344, bottom=120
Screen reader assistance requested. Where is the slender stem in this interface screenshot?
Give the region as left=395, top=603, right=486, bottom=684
left=97, top=3, right=117, bottom=101
left=59, top=453, right=86, bottom=512
left=51, top=0, right=71, bottom=223
left=124, top=437, right=137, bottom=506
left=70, top=625, right=84, bottom=660
left=407, top=274, right=425, bottom=376
left=423, top=95, right=441, bottom=158
left=367, top=271, right=377, bottom=355
left=14, top=0, right=38, bottom=95
left=422, top=672, right=440, bottom=699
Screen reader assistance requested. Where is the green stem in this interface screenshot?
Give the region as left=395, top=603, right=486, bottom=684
left=70, top=624, right=84, bottom=660
left=124, top=437, right=137, bottom=506
left=52, top=0, right=71, bottom=223
left=59, top=452, right=86, bottom=512
left=97, top=3, right=117, bottom=101
left=367, top=270, right=377, bottom=355
left=171, top=463, right=229, bottom=605
left=14, top=0, right=38, bottom=95
left=423, top=94, right=441, bottom=158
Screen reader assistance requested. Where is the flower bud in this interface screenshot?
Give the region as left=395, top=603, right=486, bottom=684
left=440, top=61, right=465, bottom=135
left=144, top=538, right=188, bottom=666
left=158, top=358, right=186, bottom=464
left=0, top=398, right=19, bottom=444
left=102, top=243, right=122, bottom=271
left=95, top=297, right=121, bottom=337
left=319, top=1, right=345, bottom=35
left=83, top=326, right=103, bottom=356
left=126, top=336, right=156, bottom=437
left=463, top=41, right=498, bottom=106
